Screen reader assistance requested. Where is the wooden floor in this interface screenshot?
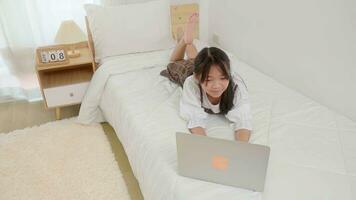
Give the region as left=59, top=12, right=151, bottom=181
left=0, top=100, right=143, bottom=200
left=0, top=100, right=79, bottom=133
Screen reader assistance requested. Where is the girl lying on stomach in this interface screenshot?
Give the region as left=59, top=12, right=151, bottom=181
left=168, top=13, right=252, bottom=142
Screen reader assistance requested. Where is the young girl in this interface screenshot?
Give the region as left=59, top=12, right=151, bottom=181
left=170, top=13, right=252, bottom=142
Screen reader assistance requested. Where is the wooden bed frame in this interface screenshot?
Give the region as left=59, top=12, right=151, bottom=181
left=85, top=3, right=199, bottom=70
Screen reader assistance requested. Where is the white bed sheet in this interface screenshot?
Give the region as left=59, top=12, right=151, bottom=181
left=78, top=44, right=356, bottom=200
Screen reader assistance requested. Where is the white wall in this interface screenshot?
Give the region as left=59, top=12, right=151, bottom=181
left=100, top=0, right=210, bottom=41
left=208, top=0, right=356, bottom=121
left=101, top=0, right=200, bottom=5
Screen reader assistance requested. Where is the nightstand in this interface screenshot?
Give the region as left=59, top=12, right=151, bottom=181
left=35, top=41, right=95, bottom=120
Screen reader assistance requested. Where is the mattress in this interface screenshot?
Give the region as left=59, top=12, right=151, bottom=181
left=78, top=43, right=356, bottom=200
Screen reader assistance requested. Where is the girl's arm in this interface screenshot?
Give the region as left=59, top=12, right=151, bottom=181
left=234, top=129, right=251, bottom=142
left=226, top=76, right=253, bottom=142
left=189, top=127, right=207, bottom=136
left=180, top=76, right=208, bottom=132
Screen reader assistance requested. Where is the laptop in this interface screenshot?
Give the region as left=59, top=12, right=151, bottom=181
left=176, top=132, right=270, bottom=192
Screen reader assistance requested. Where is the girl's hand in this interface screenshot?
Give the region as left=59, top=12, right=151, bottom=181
left=189, top=127, right=207, bottom=136
left=234, top=129, right=251, bottom=142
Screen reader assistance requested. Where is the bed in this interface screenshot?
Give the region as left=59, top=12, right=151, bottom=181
left=78, top=45, right=356, bottom=200
left=78, top=2, right=356, bottom=200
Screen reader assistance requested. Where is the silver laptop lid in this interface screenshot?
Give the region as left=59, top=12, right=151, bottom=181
left=176, top=132, right=270, bottom=192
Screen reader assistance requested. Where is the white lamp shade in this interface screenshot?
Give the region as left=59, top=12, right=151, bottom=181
left=55, top=20, right=86, bottom=44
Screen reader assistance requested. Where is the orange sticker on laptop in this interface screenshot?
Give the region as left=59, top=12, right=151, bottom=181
left=212, top=155, right=229, bottom=170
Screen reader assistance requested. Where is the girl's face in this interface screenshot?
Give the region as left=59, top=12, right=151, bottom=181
left=200, top=64, right=229, bottom=99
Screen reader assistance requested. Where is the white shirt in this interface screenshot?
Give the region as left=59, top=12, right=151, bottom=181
left=179, top=72, right=253, bottom=131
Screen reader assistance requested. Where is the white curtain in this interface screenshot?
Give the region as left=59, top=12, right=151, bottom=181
left=0, top=0, right=101, bottom=103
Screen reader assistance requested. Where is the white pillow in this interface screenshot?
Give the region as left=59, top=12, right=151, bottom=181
left=85, top=0, right=174, bottom=63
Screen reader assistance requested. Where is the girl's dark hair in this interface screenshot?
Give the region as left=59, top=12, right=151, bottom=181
left=194, top=47, right=236, bottom=114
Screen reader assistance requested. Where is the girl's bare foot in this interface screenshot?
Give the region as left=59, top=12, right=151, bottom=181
left=183, top=12, right=199, bottom=44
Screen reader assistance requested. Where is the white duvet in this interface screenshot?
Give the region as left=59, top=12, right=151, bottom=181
left=78, top=45, right=356, bottom=200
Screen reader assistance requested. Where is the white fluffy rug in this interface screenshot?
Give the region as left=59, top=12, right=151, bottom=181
left=0, top=118, right=130, bottom=200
